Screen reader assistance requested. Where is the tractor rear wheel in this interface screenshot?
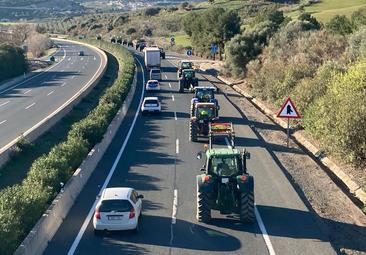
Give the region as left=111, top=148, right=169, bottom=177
left=197, top=190, right=211, bottom=223
left=189, top=121, right=197, bottom=142
left=239, top=191, right=255, bottom=223
left=190, top=104, right=195, bottom=117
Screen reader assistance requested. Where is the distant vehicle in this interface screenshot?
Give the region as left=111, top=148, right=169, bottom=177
left=145, top=80, right=160, bottom=91
left=93, top=187, right=143, bottom=233
left=150, top=68, right=161, bottom=81
left=49, top=56, right=55, bottom=62
left=110, top=37, right=116, bottom=44
left=127, top=41, right=133, bottom=47
left=141, top=97, right=161, bottom=114
left=117, top=37, right=122, bottom=44
left=96, top=35, right=102, bottom=40
left=122, top=39, right=128, bottom=45
left=144, top=47, right=161, bottom=70
left=78, top=51, right=84, bottom=56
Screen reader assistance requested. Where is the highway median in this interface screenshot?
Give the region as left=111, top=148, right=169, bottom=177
left=0, top=39, right=135, bottom=255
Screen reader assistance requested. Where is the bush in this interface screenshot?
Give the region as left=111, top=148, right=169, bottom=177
left=144, top=7, right=160, bottom=17
left=303, top=61, right=366, bottom=164
left=347, top=26, right=366, bottom=61
left=126, top=27, right=137, bottom=35
left=326, top=15, right=353, bottom=35
left=0, top=44, right=27, bottom=83
left=351, top=7, right=366, bottom=29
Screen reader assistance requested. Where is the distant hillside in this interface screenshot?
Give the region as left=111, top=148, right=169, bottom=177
left=0, top=0, right=48, bottom=6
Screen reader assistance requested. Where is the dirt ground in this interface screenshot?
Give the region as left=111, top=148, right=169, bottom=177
left=200, top=69, right=366, bottom=255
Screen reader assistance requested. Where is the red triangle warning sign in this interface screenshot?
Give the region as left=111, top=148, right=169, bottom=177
left=277, top=97, right=301, bottom=118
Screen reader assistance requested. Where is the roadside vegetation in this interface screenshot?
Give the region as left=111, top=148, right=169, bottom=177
left=0, top=40, right=134, bottom=255
left=0, top=44, right=27, bottom=82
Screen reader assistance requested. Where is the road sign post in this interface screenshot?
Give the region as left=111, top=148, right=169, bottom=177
left=277, top=97, right=301, bottom=147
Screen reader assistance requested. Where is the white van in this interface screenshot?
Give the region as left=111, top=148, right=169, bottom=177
left=150, top=68, right=162, bottom=81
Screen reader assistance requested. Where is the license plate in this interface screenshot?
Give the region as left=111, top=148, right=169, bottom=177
left=221, top=178, right=229, bottom=184
left=108, top=215, right=123, bottom=220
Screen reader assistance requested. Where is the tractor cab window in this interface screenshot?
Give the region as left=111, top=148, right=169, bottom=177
left=181, top=62, right=192, bottom=69
left=183, top=70, right=194, bottom=78
left=196, top=107, right=215, bottom=119
left=209, top=156, right=239, bottom=176
left=196, top=90, right=214, bottom=101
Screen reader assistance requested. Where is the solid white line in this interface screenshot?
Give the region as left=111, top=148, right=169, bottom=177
left=174, top=111, right=177, bottom=120
left=224, top=139, right=276, bottom=255
left=67, top=58, right=145, bottom=255
left=169, top=83, right=172, bottom=88
left=0, top=101, right=10, bottom=107
left=172, top=189, right=178, bottom=224
left=176, top=138, right=179, bottom=154
left=171, top=95, right=175, bottom=101
left=25, top=103, right=35, bottom=109
left=47, top=91, right=54, bottom=96
left=255, top=207, right=276, bottom=255
left=0, top=120, right=7, bottom=125
left=24, top=89, right=32, bottom=94
left=0, top=47, right=66, bottom=96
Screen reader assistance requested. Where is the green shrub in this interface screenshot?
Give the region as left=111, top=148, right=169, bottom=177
left=303, top=61, right=366, bottom=164
left=144, top=7, right=160, bottom=17
left=0, top=44, right=27, bottom=83
left=326, top=15, right=353, bottom=36
left=347, top=26, right=366, bottom=61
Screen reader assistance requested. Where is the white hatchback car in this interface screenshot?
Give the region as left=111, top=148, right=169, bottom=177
left=93, top=187, right=143, bottom=233
left=141, top=97, right=161, bottom=114
left=145, top=80, right=160, bottom=91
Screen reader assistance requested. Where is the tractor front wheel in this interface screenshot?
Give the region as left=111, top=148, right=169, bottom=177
left=239, top=191, right=255, bottom=223
left=179, top=80, right=184, bottom=93
left=189, top=121, right=198, bottom=142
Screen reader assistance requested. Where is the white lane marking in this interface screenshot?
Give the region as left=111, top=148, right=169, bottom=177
left=24, top=89, right=32, bottom=94
left=0, top=47, right=66, bottom=96
left=25, top=103, right=35, bottom=109
left=176, top=138, right=179, bottom=154
left=47, top=91, right=54, bottom=96
left=68, top=57, right=71, bottom=61
left=255, top=207, right=276, bottom=255
left=67, top=58, right=145, bottom=255
left=0, top=101, right=10, bottom=107
left=61, top=70, right=64, bottom=72
left=93, top=56, right=96, bottom=61
left=0, top=120, right=7, bottom=125
left=169, top=83, right=172, bottom=88
left=81, top=57, right=84, bottom=61
left=164, top=74, right=168, bottom=79
left=71, top=76, right=75, bottom=79
left=172, top=189, right=178, bottom=224
left=174, top=111, right=177, bottom=120
left=61, top=82, right=66, bottom=87
left=224, top=139, right=276, bottom=255
left=171, top=95, right=175, bottom=101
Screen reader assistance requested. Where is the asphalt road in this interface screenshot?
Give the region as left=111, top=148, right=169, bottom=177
left=43, top=50, right=337, bottom=255
left=0, top=40, right=104, bottom=150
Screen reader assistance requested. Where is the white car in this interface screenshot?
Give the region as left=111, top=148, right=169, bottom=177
left=145, top=80, right=160, bottom=91
left=141, top=97, right=161, bottom=114
left=93, top=187, right=143, bottom=233
left=150, top=68, right=162, bottom=80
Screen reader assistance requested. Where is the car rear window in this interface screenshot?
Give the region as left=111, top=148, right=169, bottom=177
left=148, top=81, right=158, bottom=86
left=151, top=69, right=160, bottom=74
left=144, top=100, right=159, bottom=106
left=99, top=199, right=132, bottom=212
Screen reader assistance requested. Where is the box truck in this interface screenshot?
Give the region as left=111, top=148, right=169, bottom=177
left=144, top=47, right=161, bottom=70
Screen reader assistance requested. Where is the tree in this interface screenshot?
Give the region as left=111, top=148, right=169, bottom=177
left=326, top=15, right=353, bottom=35
left=351, top=7, right=366, bottom=29
left=298, top=12, right=321, bottom=30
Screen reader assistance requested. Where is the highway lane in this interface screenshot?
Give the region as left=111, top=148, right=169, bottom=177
left=44, top=51, right=336, bottom=255
left=0, top=40, right=104, bottom=150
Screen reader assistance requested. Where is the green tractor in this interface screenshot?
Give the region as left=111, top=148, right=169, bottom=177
left=189, top=103, right=219, bottom=142
left=179, top=69, right=198, bottom=93
left=177, top=60, right=193, bottom=79
left=196, top=122, right=255, bottom=223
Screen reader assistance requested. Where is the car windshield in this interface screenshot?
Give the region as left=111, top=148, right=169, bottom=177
left=209, top=156, right=239, bottom=176
left=144, top=100, right=159, bottom=106
left=196, top=90, right=213, bottom=101
left=99, top=199, right=132, bottom=212
left=196, top=107, right=215, bottom=119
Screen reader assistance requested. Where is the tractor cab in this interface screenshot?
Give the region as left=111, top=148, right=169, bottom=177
left=191, top=87, right=219, bottom=116
left=177, top=60, right=193, bottom=79
left=179, top=69, right=198, bottom=93
left=193, top=103, right=217, bottom=122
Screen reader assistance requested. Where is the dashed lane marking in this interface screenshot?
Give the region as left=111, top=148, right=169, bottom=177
left=24, top=89, right=32, bottom=94
left=0, top=101, right=10, bottom=107
left=25, top=103, right=35, bottom=109
left=0, top=120, right=7, bottom=125
left=47, top=91, right=54, bottom=96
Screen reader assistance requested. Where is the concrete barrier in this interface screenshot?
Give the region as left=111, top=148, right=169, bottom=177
left=0, top=39, right=108, bottom=168
left=14, top=60, right=139, bottom=255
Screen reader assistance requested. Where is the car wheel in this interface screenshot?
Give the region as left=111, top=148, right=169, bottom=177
left=133, top=217, right=141, bottom=234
